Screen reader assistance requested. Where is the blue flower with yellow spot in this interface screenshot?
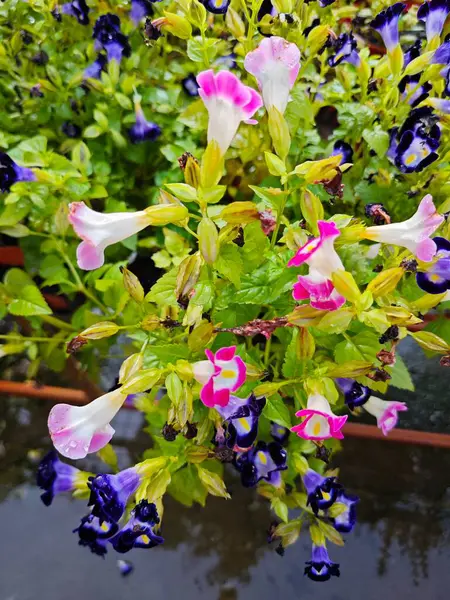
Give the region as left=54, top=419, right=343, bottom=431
left=200, top=0, right=231, bottom=14
left=217, top=393, right=266, bottom=450
left=305, top=543, right=340, bottom=582
left=328, top=33, right=360, bottom=67
left=329, top=490, right=359, bottom=533
left=75, top=513, right=119, bottom=556
left=235, top=441, right=287, bottom=487
left=111, top=500, right=164, bottom=553
left=416, top=237, right=450, bottom=293
left=93, top=14, right=131, bottom=63
left=398, top=74, right=432, bottom=107
left=370, top=3, right=406, bottom=52
left=270, top=421, right=290, bottom=444
left=302, top=468, right=341, bottom=514
left=61, top=0, right=89, bottom=25
left=37, top=450, right=81, bottom=506
left=331, top=140, right=353, bottom=165
left=87, top=467, right=142, bottom=524
left=335, top=378, right=371, bottom=410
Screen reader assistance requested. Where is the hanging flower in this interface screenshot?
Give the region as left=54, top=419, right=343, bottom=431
left=68, top=202, right=156, bottom=270
left=302, top=468, right=342, bottom=514
left=235, top=441, right=287, bottom=487
left=370, top=3, right=406, bottom=53
left=36, top=450, right=84, bottom=506
left=93, top=14, right=131, bottom=64
left=417, top=0, right=450, bottom=43
left=291, top=393, right=347, bottom=441
left=331, top=140, right=353, bottom=164
left=416, top=236, right=450, bottom=293
left=128, top=103, right=161, bottom=144
left=398, top=74, right=432, bottom=107
left=327, top=33, right=360, bottom=67
left=304, top=543, right=340, bottom=582
left=197, top=69, right=263, bottom=155
left=292, top=271, right=346, bottom=311
left=84, top=53, right=107, bottom=80
left=387, top=107, right=440, bottom=173
left=130, top=0, right=154, bottom=25
left=329, top=490, right=359, bottom=533
left=335, top=378, right=371, bottom=410
left=192, top=346, right=246, bottom=408
left=0, top=151, right=36, bottom=193
left=200, top=0, right=231, bottom=15
left=87, top=467, right=142, bottom=524
left=61, top=0, right=89, bottom=25
left=244, top=36, right=300, bottom=114
left=364, top=194, right=444, bottom=262
left=111, top=500, right=164, bottom=553
left=216, top=393, right=266, bottom=450
left=75, top=513, right=119, bottom=556
left=182, top=73, right=199, bottom=96
left=270, top=421, right=290, bottom=444
left=48, top=388, right=127, bottom=459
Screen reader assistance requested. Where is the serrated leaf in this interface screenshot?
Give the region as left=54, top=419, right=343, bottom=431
left=146, top=469, right=171, bottom=502
left=197, top=465, right=231, bottom=499
left=317, top=520, right=345, bottom=546
left=214, top=243, right=243, bottom=288
left=145, top=268, right=178, bottom=306
left=9, top=285, right=51, bottom=316
left=271, top=497, right=289, bottom=523
left=263, top=393, right=292, bottom=428
left=387, top=354, right=414, bottom=391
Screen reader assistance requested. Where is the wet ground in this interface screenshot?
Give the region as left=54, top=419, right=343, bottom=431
left=1, top=339, right=450, bottom=600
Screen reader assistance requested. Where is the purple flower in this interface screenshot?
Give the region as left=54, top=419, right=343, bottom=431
left=403, top=39, right=422, bottom=66
left=302, top=468, right=342, bottom=514
left=319, top=0, right=336, bottom=6
left=93, top=14, right=131, bottom=63
left=370, top=3, right=406, bottom=52
left=130, top=0, right=154, bottom=25
left=128, top=105, right=161, bottom=143
left=182, top=73, right=200, bottom=97
left=84, top=53, right=107, bottom=79
left=111, top=500, right=164, bottom=553
left=388, top=107, right=440, bottom=173
left=270, top=421, right=290, bottom=444
left=235, top=441, right=287, bottom=487
left=417, top=0, right=450, bottom=42
left=215, top=53, right=238, bottom=69
left=398, top=74, right=432, bottom=107
left=327, top=32, right=360, bottom=67
left=0, top=151, right=36, bottom=193
left=329, top=490, right=359, bottom=533
left=61, top=0, right=89, bottom=25
left=200, top=0, right=231, bottom=14
left=74, top=513, right=119, bottom=556
left=331, top=140, right=353, bottom=164
left=258, top=0, right=277, bottom=20
left=432, top=40, right=450, bottom=63
left=416, top=236, right=450, bottom=293
left=216, top=393, right=266, bottom=450
left=335, top=377, right=372, bottom=410
left=62, top=121, right=81, bottom=138
left=87, top=467, right=142, bottom=524
left=36, top=450, right=81, bottom=506
left=305, top=544, right=340, bottom=582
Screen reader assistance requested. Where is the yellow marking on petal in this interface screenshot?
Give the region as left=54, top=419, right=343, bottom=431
left=257, top=451, right=267, bottom=465
left=322, top=491, right=331, bottom=501
left=140, top=535, right=150, bottom=544
left=101, top=522, right=109, bottom=532
left=430, top=273, right=442, bottom=282
left=221, top=369, right=236, bottom=379
left=313, top=421, right=322, bottom=436
left=304, top=241, right=318, bottom=253
left=238, top=417, right=251, bottom=432
left=422, top=148, right=430, bottom=158
left=405, top=154, right=417, bottom=166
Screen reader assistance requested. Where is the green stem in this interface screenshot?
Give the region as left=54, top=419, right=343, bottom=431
left=270, top=184, right=289, bottom=250
left=59, top=247, right=107, bottom=311
left=41, top=314, right=75, bottom=332
left=0, top=334, right=65, bottom=343
left=264, top=336, right=272, bottom=367
left=200, top=29, right=210, bottom=69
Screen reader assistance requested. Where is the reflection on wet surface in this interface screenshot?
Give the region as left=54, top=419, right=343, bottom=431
left=1, top=389, right=450, bottom=600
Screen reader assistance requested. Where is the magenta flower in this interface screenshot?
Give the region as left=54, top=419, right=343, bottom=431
left=363, top=397, right=407, bottom=435
left=197, top=70, right=262, bottom=154
left=365, top=194, right=444, bottom=262
left=193, top=346, right=246, bottom=408
left=48, top=388, right=126, bottom=459
left=244, top=36, right=300, bottom=114
left=288, top=220, right=345, bottom=311
left=291, top=393, right=347, bottom=441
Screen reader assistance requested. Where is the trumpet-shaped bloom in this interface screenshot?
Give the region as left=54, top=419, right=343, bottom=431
left=0, top=151, right=36, bottom=193
left=291, top=393, right=347, bottom=441
left=216, top=393, right=266, bottom=450
left=335, top=377, right=371, bottom=410
left=331, top=140, right=353, bottom=164
left=363, top=396, right=408, bottom=435
left=328, top=33, right=361, bottom=67
left=201, top=0, right=231, bottom=14
left=292, top=270, right=346, bottom=311
left=370, top=3, right=406, bottom=52
left=93, top=14, right=131, bottom=64
left=288, top=220, right=344, bottom=278
left=88, top=467, right=142, bottom=524
left=398, top=74, right=432, bottom=107
left=428, top=97, right=450, bottom=113
left=305, top=543, right=340, bottom=582
left=244, top=36, right=300, bottom=114
left=270, top=421, right=289, bottom=444
left=387, top=107, right=440, bottom=173
left=193, top=346, right=246, bottom=408
left=197, top=70, right=263, bottom=154
left=36, top=450, right=82, bottom=506
left=48, top=388, right=126, bottom=459
left=68, top=202, right=155, bottom=270
left=329, top=490, right=359, bottom=533
left=130, top=0, right=154, bottom=25
left=182, top=73, right=200, bottom=96
left=365, top=194, right=444, bottom=262
left=235, top=441, right=287, bottom=487
left=84, top=53, right=107, bottom=79
left=62, top=0, right=89, bottom=24
left=75, top=513, right=119, bottom=556
left=128, top=105, right=161, bottom=144
left=404, top=40, right=422, bottom=66
left=416, top=236, right=450, bottom=293
left=417, top=0, right=450, bottom=42
left=111, top=500, right=164, bottom=553
left=302, top=468, right=342, bottom=514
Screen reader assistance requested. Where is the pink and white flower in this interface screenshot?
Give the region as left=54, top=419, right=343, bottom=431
left=244, top=36, right=300, bottom=114
left=48, top=388, right=126, bottom=459
left=69, top=202, right=153, bottom=270
left=364, top=194, right=444, bottom=262
left=197, top=69, right=263, bottom=155
left=291, top=393, right=348, bottom=441
left=288, top=220, right=345, bottom=311
left=193, top=345, right=246, bottom=408
left=362, top=396, right=407, bottom=436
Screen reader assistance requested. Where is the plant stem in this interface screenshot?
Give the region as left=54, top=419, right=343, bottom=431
left=41, top=314, right=75, bottom=332
left=59, top=247, right=107, bottom=311
left=264, top=336, right=272, bottom=367
left=0, top=334, right=65, bottom=343
left=270, top=184, right=289, bottom=250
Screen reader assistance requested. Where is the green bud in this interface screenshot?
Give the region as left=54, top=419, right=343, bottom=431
left=220, top=201, right=259, bottom=224
left=198, top=217, right=219, bottom=264
left=166, top=372, right=183, bottom=407
left=225, top=6, right=245, bottom=38
left=122, top=267, right=144, bottom=303
left=366, top=267, right=403, bottom=297
left=264, top=151, right=287, bottom=176
left=79, top=321, right=119, bottom=340
left=201, top=140, right=224, bottom=189
left=410, top=331, right=450, bottom=354
left=188, top=319, right=215, bottom=352
left=189, top=0, right=207, bottom=29
left=145, top=204, right=188, bottom=225
left=176, top=253, right=203, bottom=300
left=300, top=188, right=324, bottom=235
left=178, top=152, right=201, bottom=189
left=152, top=12, right=192, bottom=39
left=268, top=106, right=291, bottom=160
left=141, top=314, right=161, bottom=331
left=119, top=352, right=144, bottom=384
left=331, top=270, right=361, bottom=303
left=387, top=45, right=404, bottom=77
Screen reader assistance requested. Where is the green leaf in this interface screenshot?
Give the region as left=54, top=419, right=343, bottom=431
left=197, top=465, right=231, bottom=499
left=334, top=331, right=380, bottom=363
left=387, top=354, right=414, bottom=391
left=145, top=268, right=178, bottom=306
left=263, top=393, right=292, bottom=428
left=146, top=469, right=172, bottom=502
left=242, top=221, right=269, bottom=272
left=8, top=283, right=51, bottom=316
left=282, top=330, right=304, bottom=378
left=214, top=243, right=243, bottom=288
left=168, top=465, right=208, bottom=507
left=97, top=444, right=119, bottom=471
left=271, top=497, right=289, bottom=523
left=362, top=126, right=390, bottom=158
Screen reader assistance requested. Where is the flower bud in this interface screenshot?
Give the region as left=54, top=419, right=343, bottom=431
left=201, top=140, right=224, bottom=188
left=188, top=320, right=215, bottom=352
left=79, top=321, right=119, bottom=340
left=410, top=331, right=450, bottom=354
left=287, top=305, right=325, bottom=327
left=366, top=267, right=404, bottom=297
left=141, top=314, right=161, bottom=331
left=175, top=253, right=203, bottom=301
left=308, top=25, right=332, bottom=56
left=220, top=201, right=259, bottom=224
left=268, top=106, right=291, bottom=159
left=300, top=188, right=323, bottom=234
left=152, top=12, right=192, bottom=40
left=404, top=50, right=435, bottom=77
left=189, top=0, right=206, bottom=29
left=272, top=0, right=293, bottom=13
left=119, top=352, right=144, bottom=384
left=122, top=267, right=144, bottom=303
left=144, top=203, right=188, bottom=225
left=198, top=217, right=219, bottom=264
left=387, top=45, right=404, bottom=77
left=225, top=7, right=245, bottom=38
left=178, top=152, right=201, bottom=189
left=331, top=270, right=361, bottom=303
